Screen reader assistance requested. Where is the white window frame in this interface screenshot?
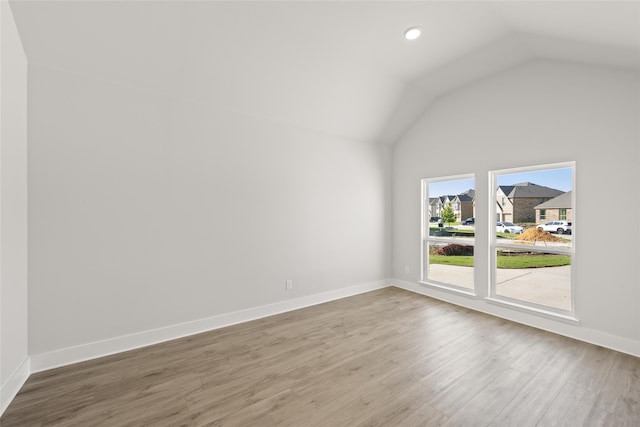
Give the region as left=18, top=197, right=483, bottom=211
left=421, top=173, right=475, bottom=296
left=488, top=162, right=577, bottom=321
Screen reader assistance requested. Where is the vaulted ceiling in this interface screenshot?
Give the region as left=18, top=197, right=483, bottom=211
left=9, top=0, right=640, bottom=144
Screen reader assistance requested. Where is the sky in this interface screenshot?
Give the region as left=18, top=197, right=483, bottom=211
left=428, top=167, right=573, bottom=197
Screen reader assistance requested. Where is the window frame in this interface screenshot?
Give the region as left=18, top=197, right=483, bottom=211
left=488, top=162, right=577, bottom=321
left=420, top=173, right=476, bottom=296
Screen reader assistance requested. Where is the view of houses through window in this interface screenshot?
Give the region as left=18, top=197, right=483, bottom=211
left=422, top=175, right=475, bottom=292
left=491, top=164, right=574, bottom=314
left=422, top=163, right=574, bottom=317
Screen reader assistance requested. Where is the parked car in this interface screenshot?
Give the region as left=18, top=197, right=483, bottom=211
left=462, top=217, right=475, bottom=225
left=537, top=221, right=572, bottom=234
left=496, top=221, right=524, bottom=234
left=429, top=216, right=444, bottom=227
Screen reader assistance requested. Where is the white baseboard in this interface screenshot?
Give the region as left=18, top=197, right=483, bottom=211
left=1, top=357, right=30, bottom=416
left=15, top=277, right=637, bottom=418
left=390, top=278, right=640, bottom=358
left=30, top=280, right=391, bottom=374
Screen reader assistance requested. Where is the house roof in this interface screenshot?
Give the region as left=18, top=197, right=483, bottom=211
left=535, top=191, right=573, bottom=209
left=499, top=182, right=564, bottom=198
left=460, top=189, right=476, bottom=199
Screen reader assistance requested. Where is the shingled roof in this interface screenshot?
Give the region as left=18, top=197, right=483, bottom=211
left=499, top=182, right=564, bottom=198
left=535, top=191, right=572, bottom=209
left=460, top=189, right=475, bottom=198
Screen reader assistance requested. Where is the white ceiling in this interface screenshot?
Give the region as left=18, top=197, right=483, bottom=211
left=9, top=0, right=640, bottom=144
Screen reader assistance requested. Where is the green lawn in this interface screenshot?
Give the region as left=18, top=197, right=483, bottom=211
left=429, top=253, right=570, bottom=269
left=497, top=254, right=570, bottom=268
left=430, top=255, right=474, bottom=267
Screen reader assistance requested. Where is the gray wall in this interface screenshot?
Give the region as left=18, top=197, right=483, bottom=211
left=393, top=60, right=640, bottom=353
left=1, top=1, right=29, bottom=413
left=27, top=64, right=392, bottom=356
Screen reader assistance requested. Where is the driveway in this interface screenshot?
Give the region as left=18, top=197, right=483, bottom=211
left=426, top=264, right=571, bottom=311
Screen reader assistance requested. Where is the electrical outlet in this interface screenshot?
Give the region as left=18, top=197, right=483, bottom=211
left=285, top=280, right=293, bottom=290
left=404, top=266, right=410, bottom=274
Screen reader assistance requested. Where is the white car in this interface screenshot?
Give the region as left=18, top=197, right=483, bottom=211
left=496, top=221, right=524, bottom=234
left=537, top=221, right=572, bottom=234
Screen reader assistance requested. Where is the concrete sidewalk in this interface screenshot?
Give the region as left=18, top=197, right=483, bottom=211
left=427, top=264, right=571, bottom=311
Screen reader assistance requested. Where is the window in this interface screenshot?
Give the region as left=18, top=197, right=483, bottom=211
left=489, top=163, right=575, bottom=318
left=421, top=174, right=475, bottom=294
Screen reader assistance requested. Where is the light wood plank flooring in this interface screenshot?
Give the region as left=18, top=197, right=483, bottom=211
left=2, top=287, right=639, bottom=426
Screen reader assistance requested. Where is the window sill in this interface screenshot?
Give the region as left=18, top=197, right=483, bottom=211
left=418, top=281, right=477, bottom=298
left=485, top=297, right=580, bottom=324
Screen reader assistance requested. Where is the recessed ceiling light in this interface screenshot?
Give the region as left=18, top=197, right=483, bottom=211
left=404, top=27, right=421, bottom=40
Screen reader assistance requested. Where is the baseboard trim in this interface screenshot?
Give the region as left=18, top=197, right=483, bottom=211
left=30, top=280, right=391, bottom=374
left=1, top=357, right=30, bottom=416
left=391, top=279, right=640, bottom=358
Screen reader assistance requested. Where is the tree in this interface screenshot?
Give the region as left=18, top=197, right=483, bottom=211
left=441, top=202, right=456, bottom=226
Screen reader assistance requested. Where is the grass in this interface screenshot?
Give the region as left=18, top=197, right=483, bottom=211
left=430, top=253, right=570, bottom=269
left=430, top=255, right=474, bottom=267
left=497, top=253, right=570, bottom=268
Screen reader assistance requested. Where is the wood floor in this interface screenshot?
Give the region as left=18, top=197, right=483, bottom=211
left=2, top=287, right=639, bottom=426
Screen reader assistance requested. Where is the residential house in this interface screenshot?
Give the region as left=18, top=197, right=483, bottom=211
left=428, top=196, right=444, bottom=220
left=496, top=182, right=564, bottom=223
left=457, top=190, right=475, bottom=221
left=444, top=193, right=474, bottom=222
left=428, top=191, right=474, bottom=223
left=535, top=191, right=573, bottom=224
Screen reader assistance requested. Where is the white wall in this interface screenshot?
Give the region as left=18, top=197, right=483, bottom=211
left=27, top=65, right=391, bottom=360
left=392, top=60, right=640, bottom=355
left=0, top=0, right=29, bottom=414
